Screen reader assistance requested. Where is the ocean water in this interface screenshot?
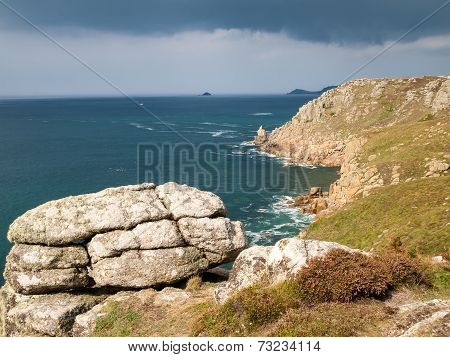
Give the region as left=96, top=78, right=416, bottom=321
left=0, top=95, right=338, bottom=283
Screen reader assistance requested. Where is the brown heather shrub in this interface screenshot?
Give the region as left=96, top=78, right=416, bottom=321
left=295, top=249, right=428, bottom=303
left=296, top=249, right=392, bottom=303
left=375, top=252, right=429, bottom=287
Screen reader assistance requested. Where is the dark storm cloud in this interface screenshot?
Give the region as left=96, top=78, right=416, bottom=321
left=1, top=0, right=449, bottom=43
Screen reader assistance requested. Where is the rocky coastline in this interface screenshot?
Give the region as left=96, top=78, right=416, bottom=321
left=1, top=76, right=448, bottom=337
left=254, top=76, right=449, bottom=214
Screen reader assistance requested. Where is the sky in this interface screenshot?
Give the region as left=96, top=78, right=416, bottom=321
left=0, top=0, right=449, bottom=97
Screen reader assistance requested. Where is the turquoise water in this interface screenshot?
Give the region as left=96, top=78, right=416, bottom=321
left=0, top=95, right=338, bottom=283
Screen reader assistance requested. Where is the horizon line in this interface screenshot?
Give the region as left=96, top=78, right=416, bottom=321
left=0, top=92, right=324, bottom=100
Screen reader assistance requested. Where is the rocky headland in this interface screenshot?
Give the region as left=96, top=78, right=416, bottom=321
left=287, top=86, right=337, bottom=95
left=257, top=76, right=449, bottom=213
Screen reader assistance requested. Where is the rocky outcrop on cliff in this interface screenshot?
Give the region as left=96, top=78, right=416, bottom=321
left=292, top=187, right=328, bottom=215
left=253, top=125, right=268, bottom=145
left=0, top=182, right=246, bottom=336
left=214, top=238, right=362, bottom=304
left=259, top=76, right=449, bottom=211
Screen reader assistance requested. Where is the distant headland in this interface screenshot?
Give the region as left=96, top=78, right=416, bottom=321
left=200, top=92, right=212, bottom=96
left=287, top=86, right=337, bottom=95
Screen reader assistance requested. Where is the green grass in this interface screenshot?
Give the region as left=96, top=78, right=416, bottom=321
left=426, top=264, right=450, bottom=299
left=269, top=302, right=393, bottom=337
left=193, top=282, right=301, bottom=336
left=420, top=113, right=435, bottom=122
left=360, top=119, right=449, bottom=180
left=197, top=300, right=393, bottom=337
left=307, top=176, right=450, bottom=256
left=93, top=302, right=141, bottom=337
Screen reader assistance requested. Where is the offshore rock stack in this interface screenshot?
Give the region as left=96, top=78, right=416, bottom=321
left=0, top=182, right=246, bottom=336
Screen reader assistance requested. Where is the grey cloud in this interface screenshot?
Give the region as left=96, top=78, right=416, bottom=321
left=1, top=0, right=449, bottom=44
left=1, top=30, right=449, bottom=97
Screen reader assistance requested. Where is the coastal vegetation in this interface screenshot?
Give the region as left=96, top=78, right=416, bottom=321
left=91, top=249, right=447, bottom=337
left=307, top=176, right=449, bottom=256
left=192, top=250, right=430, bottom=336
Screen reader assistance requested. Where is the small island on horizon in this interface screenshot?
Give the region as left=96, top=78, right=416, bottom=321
left=200, top=92, right=212, bottom=96
left=287, top=85, right=337, bottom=95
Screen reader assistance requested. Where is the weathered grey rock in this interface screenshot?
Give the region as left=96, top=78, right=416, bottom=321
left=6, top=244, right=89, bottom=271
left=214, top=245, right=272, bottom=304
left=2, top=182, right=247, bottom=335
left=88, top=220, right=184, bottom=263
left=267, top=238, right=361, bottom=284
left=308, top=187, right=323, bottom=197
left=425, top=159, right=449, bottom=177
left=387, top=299, right=450, bottom=337
left=178, top=217, right=246, bottom=264
left=5, top=267, right=89, bottom=295
left=91, top=247, right=209, bottom=288
left=215, top=238, right=363, bottom=303
left=156, top=182, right=226, bottom=219
left=0, top=284, right=107, bottom=336
left=8, top=183, right=170, bottom=245
left=432, top=256, right=445, bottom=264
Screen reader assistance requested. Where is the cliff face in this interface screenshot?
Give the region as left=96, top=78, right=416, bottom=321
left=262, top=76, right=450, bottom=210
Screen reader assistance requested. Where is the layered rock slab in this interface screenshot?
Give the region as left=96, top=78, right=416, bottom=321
left=87, top=220, right=184, bottom=263
left=5, top=268, right=89, bottom=295
left=0, top=284, right=107, bottom=337
left=178, top=217, right=246, bottom=264
left=6, top=244, right=89, bottom=270
left=4, top=244, right=90, bottom=295
left=156, top=182, right=226, bottom=219
left=8, top=183, right=169, bottom=245
left=91, top=247, right=209, bottom=288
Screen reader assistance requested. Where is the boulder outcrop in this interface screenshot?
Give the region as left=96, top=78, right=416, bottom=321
left=214, top=238, right=362, bottom=304
left=292, top=187, right=328, bottom=215
left=1, top=182, right=247, bottom=336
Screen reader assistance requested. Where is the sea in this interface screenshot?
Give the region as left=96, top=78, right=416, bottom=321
left=0, top=95, right=339, bottom=283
